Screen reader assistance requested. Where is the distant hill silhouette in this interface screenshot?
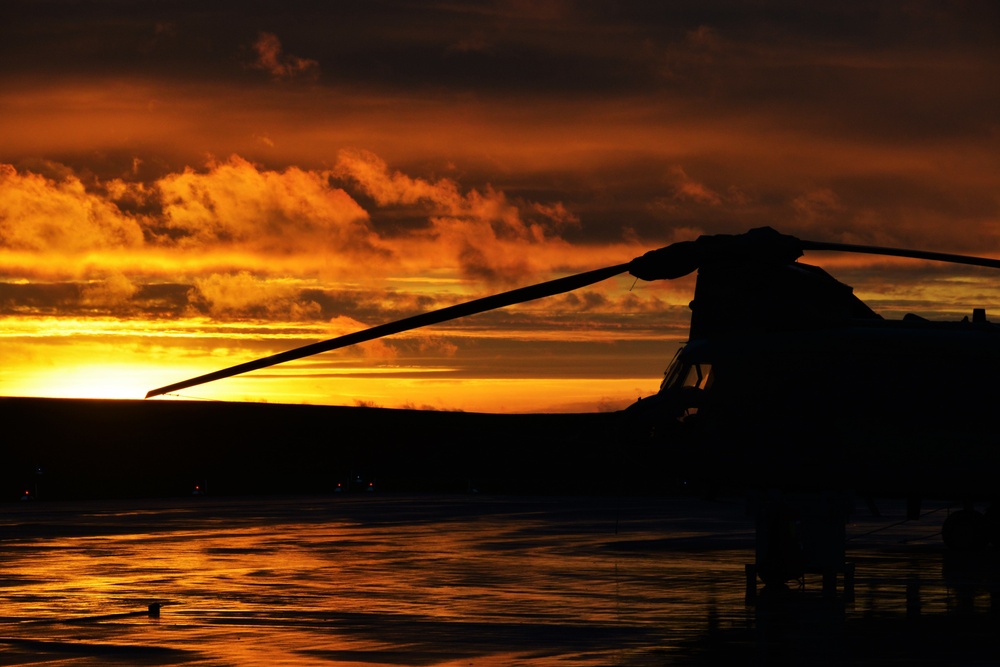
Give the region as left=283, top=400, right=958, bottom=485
left=1, top=397, right=658, bottom=500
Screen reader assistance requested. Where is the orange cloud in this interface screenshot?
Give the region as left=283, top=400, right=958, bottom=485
left=1, top=153, right=643, bottom=290
left=324, top=316, right=459, bottom=362
left=334, top=148, right=564, bottom=240
left=80, top=272, right=139, bottom=309
left=188, top=271, right=322, bottom=320
left=326, top=315, right=399, bottom=361
left=333, top=148, right=466, bottom=209
left=792, top=187, right=845, bottom=229
left=156, top=155, right=381, bottom=256
left=0, top=165, right=144, bottom=253
left=667, top=166, right=723, bottom=206
left=531, top=202, right=581, bottom=230
left=251, top=32, right=320, bottom=80
left=333, top=149, right=581, bottom=284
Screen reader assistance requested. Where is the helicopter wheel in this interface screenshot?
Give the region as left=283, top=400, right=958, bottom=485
left=985, top=505, right=1000, bottom=546
left=942, top=509, right=990, bottom=551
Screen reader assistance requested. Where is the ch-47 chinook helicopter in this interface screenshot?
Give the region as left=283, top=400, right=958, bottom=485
left=148, top=227, right=1000, bottom=563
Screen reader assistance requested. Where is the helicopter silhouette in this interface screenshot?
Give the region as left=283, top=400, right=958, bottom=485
left=148, top=227, right=1000, bottom=558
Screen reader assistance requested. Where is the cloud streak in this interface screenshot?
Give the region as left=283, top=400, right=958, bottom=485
left=187, top=272, right=322, bottom=320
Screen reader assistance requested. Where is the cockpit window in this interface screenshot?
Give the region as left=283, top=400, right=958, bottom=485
left=659, top=348, right=686, bottom=391
left=655, top=347, right=713, bottom=419
left=659, top=347, right=713, bottom=393
left=683, top=363, right=713, bottom=390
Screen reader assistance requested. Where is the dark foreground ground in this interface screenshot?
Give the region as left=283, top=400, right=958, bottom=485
left=3, top=494, right=1000, bottom=666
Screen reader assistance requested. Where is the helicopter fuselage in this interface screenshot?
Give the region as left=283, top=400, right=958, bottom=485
left=641, top=314, right=1000, bottom=500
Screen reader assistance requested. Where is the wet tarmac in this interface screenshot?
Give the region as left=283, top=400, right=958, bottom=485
left=2, top=494, right=1000, bottom=665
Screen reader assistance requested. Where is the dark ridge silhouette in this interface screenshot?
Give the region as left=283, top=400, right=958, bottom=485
left=1, top=397, right=656, bottom=501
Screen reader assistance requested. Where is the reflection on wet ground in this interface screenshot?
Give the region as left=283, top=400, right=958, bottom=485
left=2, top=494, right=1000, bottom=665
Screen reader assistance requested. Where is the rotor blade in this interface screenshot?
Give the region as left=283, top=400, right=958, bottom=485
left=800, top=240, right=1000, bottom=270
left=146, top=262, right=631, bottom=399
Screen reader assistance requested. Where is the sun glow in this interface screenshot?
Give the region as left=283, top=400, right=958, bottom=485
left=0, top=309, right=670, bottom=411
left=3, top=355, right=658, bottom=413
left=10, top=363, right=165, bottom=401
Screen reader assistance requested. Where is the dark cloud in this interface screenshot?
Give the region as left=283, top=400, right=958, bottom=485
left=0, top=280, right=191, bottom=318
left=4, top=1, right=995, bottom=101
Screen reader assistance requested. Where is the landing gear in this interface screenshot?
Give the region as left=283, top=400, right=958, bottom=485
left=942, top=508, right=991, bottom=551
left=746, top=491, right=855, bottom=601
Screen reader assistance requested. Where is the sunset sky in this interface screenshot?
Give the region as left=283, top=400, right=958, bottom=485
left=2, top=1, right=998, bottom=412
